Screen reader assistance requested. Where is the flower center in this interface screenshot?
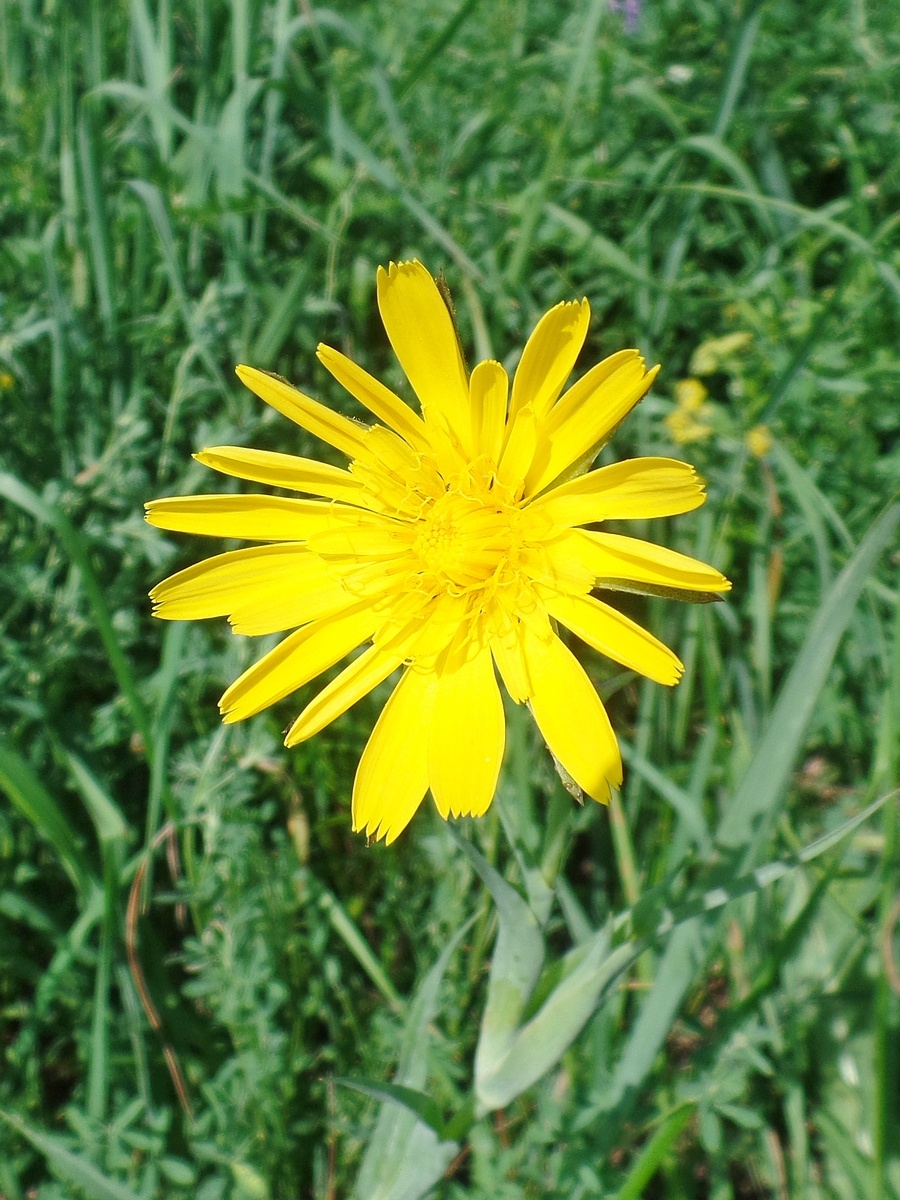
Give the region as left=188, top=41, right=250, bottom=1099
left=414, top=489, right=515, bottom=590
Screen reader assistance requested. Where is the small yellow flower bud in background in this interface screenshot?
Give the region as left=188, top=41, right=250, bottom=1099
left=665, top=407, right=713, bottom=445
left=673, top=378, right=708, bottom=412
left=0, top=371, right=15, bottom=391
left=690, top=331, right=752, bottom=376
left=746, top=424, right=773, bottom=458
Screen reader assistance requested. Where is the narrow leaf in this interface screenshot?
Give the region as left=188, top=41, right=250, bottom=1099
left=0, top=1111, right=144, bottom=1200
left=0, top=740, right=94, bottom=896
left=336, top=1078, right=443, bottom=1135
left=718, top=501, right=900, bottom=852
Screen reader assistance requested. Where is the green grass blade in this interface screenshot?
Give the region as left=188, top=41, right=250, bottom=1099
left=612, top=1104, right=696, bottom=1200
left=328, top=101, right=483, bottom=282
left=0, top=739, right=94, bottom=897
left=718, top=501, right=900, bottom=854
left=335, top=1078, right=443, bottom=1135
left=65, top=753, right=129, bottom=849
left=76, top=101, right=117, bottom=336
left=315, top=878, right=403, bottom=1013
left=397, top=0, right=484, bottom=98
left=0, top=472, right=152, bottom=749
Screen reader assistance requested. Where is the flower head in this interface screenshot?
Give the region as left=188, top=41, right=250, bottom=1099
left=147, top=261, right=730, bottom=843
left=746, top=424, right=773, bottom=458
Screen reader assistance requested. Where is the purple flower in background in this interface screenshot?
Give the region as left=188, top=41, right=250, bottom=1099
left=609, top=0, right=642, bottom=32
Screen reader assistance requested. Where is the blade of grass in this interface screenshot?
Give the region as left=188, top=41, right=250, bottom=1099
left=718, top=501, right=900, bottom=855
left=506, top=0, right=607, bottom=288
left=313, top=876, right=403, bottom=1013
left=612, top=1104, right=696, bottom=1200
left=77, top=100, right=117, bottom=338
left=648, top=0, right=764, bottom=338
left=65, top=754, right=129, bottom=1122
left=127, top=180, right=230, bottom=398
left=594, top=502, right=899, bottom=1126
left=0, top=740, right=94, bottom=898
left=872, top=571, right=900, bottom=1199
left=354, top=919, right=474, bottom=1200
left=397, top=0, right=484, bottom=99
left=0, top=472, right=152, bottom=749
left=328, top=100, right=483, bottom=283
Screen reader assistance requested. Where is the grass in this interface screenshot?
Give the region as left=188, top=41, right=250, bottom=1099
left=1, top=0, right=899, bottom=1196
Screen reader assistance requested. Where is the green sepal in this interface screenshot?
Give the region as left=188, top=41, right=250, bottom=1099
left=597, top=578, right=726, bottom=604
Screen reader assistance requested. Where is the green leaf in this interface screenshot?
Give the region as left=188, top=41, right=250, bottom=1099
left=612, top=1104, right=696, bottom=1200
left=65, top=753, right=129, bottom=849
left=0, top=1111, right=144, bottom=1200
left=353, top=918, right=473, bottom=1200
left=0, top=471, right=151, bottom=749
left=335, top=1078, right=443, bottom=1135
left=477, top=928, right=638, bottom=1112
left=0, top=739, right=94, bottom=897
left=447, top=828, right=545, bottom=1081
left=718, top=501, right=900, bottom=853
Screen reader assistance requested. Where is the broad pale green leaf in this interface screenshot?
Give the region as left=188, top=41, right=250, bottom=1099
left=447, top=828, right=545, bottom=1083
left=353, top=918, right=473, bottom=1200
left=477, top=929, right=637, bottom=1112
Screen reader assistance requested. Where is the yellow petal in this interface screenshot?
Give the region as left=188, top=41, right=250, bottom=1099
left=235, top=365, right=369, bottom=459
left=428, top=642, right=505, bottom=820
left=145, top=494, right=400, bottom=541
left=228, top=573, right=358, bottom=637
left=497, top=405, right=536, bottom=493
left=307, top=521, right=414, bottom=559
left=469, top=360, right=508, bottom=464
left=571, top=530, right=731, bottom=593
left=490, top=624, right=530, bottom=704
left=316, top=343, right=430, bottom=452
left=508, top=298, right=590, bottom=423
left=352, top=666, right=438, bottom=844
left=376, top=260, right=469, bottom=446
left=284, top=624, right=420, bottom=746
left=195, top=446, right=372, bottom=505
left=530, top=458, right=706, bottom=527
left=525, top=353, right=658, bottom=495
left=547, top=592, right=683, bottom=686
left=149, top=544, right=314, bottom=620
left=522, top=627, right=622, bottom=803
left=219, top=603, right=378, bottom=723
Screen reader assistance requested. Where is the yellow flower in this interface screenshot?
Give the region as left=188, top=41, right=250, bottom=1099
left=672, top=378, right=708, bottom=412
left=147, top=261, right=730, bottom=843
left=746, top=424, right=773, bottom=458
left=665, top=407, right=713, bottom=446
left=689, top=331, right=752, bottom=376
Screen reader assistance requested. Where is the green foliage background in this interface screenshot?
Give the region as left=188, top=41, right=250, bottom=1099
left=1, top=0, right=899, bottom=1196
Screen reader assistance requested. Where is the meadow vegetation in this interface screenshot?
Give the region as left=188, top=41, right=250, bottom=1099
left=1, top=0, right=899, bottom=1196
